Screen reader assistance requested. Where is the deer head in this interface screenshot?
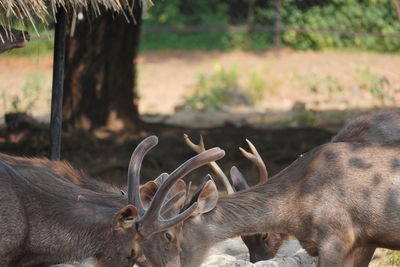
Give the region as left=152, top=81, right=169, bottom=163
left=183, top=134, right=287, bottom=263
left=0, top=25, right=30, bottom=53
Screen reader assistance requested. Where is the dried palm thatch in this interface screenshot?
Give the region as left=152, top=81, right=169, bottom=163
left=0, top=0, right=148, bottom=31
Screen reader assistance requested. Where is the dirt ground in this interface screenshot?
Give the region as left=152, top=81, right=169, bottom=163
left=1, top=49, right=399, bottom=126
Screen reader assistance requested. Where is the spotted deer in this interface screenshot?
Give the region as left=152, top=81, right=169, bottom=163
left=0, top=25, right=30, bottom=53
left=184, top=111, right=400, bottom=266
left=178, top=135, right=400, bottom=267
left=329, top=111, right=400, bottom=266
left=0, top=136, right=225, bottom=267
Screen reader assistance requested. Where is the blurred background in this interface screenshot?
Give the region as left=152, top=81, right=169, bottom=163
left=0, top=1, right=399, bottom=264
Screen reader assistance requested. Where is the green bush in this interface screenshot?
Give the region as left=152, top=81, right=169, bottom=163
left=279, top=0, right=400, bottom=52
left=184, top=65, right=242, bottom=110
left=143, top=0, right=400, bottom=52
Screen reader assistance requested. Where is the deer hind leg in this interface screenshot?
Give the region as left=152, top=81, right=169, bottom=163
left=317, top=237, right=354, bottom=267
left=352, top=247, right=375, bottom=267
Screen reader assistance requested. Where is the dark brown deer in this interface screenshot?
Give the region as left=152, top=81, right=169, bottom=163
left=177, top=140, right=400, bottom=267
left=183, top=134, right=287, bottom=263
left=0, top=25, right=30, bottom=53
left=0, top=136, right=222, bottom=267
left=0, top=155, right=186, bottom=267
left=0, top=136, right=225, bottom=267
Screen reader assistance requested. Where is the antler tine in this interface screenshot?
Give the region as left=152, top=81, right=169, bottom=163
left=160, top=191, right=186, bottom=216
left=183, top=133, right=205, bottom=153
left=183, top=134, right=234, bottom=195
left=239, top=139, right=268, bottom=184
left=136, top=147, right=225, bottom=238
left=127, top=136, right=158, bottom=215
left=185, top=181, right=193, bottom=204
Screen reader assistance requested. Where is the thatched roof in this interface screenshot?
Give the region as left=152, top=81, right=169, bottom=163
left=0, top=0, right=146, bottom=29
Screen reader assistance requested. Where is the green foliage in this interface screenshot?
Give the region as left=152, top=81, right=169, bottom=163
left=354, top=65, right=390, bottom=103
left=247, top=71, right=281, bottom=102
left=142, top=0, right=400, bottom=52
left=383, top=250, right=400, bottom=266
left=183, top=64, right=281, bottom=110
left=0, top=74, right=45, bottom=113
left=280, top=0, right=400, bottom=52
left=306, top=74, right=344, bottom=95
left=184, top=65, right=242, bottom=110
left=140, top=31, right=273, bottom=51
left=144, top=0, right=229, bottom=26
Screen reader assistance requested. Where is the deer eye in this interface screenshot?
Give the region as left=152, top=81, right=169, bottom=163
left=164, top=231, right=174, bottom=243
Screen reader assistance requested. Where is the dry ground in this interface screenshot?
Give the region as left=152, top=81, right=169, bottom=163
left=1, top=49, right=399, bottom=125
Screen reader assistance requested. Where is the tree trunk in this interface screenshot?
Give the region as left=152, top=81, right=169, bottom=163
left=63, top=1, right=142, bottom=132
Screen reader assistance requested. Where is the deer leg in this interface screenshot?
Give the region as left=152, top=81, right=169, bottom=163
left=317, top=238, right=349, bottom=267
left=352, top=247, right=375, bottom=267
left=342, top=250, right=356, bottom=267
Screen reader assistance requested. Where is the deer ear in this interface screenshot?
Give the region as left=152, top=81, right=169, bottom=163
left=170, top=179, right=187, bottom=209
left=230, top=166, right=250, bottom=191
left=140, top=181, right=158, bottom=208
left=114, top=205, right=138, bottom=230
left=161, top=180, right=187, bottom=216
left=154, top=173, right=168, bottom=186
left=193, top=179, right=218, bottom=216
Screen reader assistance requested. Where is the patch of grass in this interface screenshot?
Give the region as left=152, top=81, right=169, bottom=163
left=247, top=71, right=281, bottom=102
left=304, top=73, right=344, bottom=96
left=264, top=111, right=318, bottom=127
left=354, top=65, right=390, bottom=104
left=0, top=28, right=54, bottom=58
left=383, top=250, right=400, bottom=266
left=0, top=74, right=47, bottom=114
left=183, top=63, right=282, bottom=111
left=140, top=31, right=274, bottom=51
left=183, top=64, right=243, bottom=110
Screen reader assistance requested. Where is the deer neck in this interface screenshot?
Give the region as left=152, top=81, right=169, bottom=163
left=186, top=179, right=293, bottom=249
left=207, top=183, right=290, bottom=243
left=22, top=187, right=120, bottom=264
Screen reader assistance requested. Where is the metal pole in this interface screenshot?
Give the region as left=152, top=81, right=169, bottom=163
left=49, top=7, right=66, bottom=160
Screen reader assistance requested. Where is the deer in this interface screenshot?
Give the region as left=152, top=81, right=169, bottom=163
left=0, top=136, right=225, bottom=267
left=328, top=111, right=400, bottom=266
left=177, top=134, right=400, bottom=267
left=184, top=111, right=400, bottom=266
left=0, top=136, right=223, bottom=267
left=183, top=134, right=288, bottom=263
left=0, top=136, right=207, bottom=267
left=0, top=25, right=30, bottom=53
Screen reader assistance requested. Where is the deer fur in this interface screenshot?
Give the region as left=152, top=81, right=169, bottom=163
left=0, top=154, right=193, bottom=267
left=225, top=111, right=400, bottom=265
left=0, top=159, right=140, bottom=267
left=179, top=141, right=400, bottom=267
left=0, top=136, right=225, bottom=267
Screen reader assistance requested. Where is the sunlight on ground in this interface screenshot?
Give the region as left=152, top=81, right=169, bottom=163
left=1, top=50, right=399, bottom=127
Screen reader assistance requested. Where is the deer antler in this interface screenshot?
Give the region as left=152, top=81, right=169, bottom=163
left=127, top=136, right=158, bottom=215
left=183, top=134, right=234, bottom=194
left=136, top=147, right=225, bottom=237
left=239, top=139, right=268, bottom=184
